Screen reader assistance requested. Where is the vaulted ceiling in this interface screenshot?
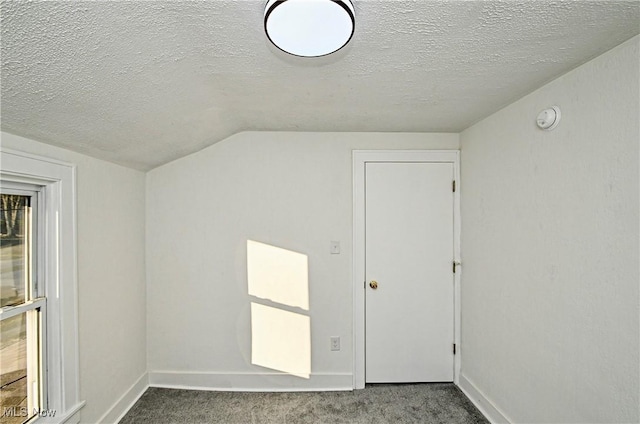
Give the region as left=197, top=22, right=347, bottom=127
left=1, top=1, right=638, bottom=170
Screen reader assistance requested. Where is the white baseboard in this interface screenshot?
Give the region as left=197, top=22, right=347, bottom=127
left=97, top=373, right=149, bottom=424
left=148, top=371, right=353, bottom=392
left=458, top=373, right=511, bottom=424
left=94, top=370, right=508, bottom=423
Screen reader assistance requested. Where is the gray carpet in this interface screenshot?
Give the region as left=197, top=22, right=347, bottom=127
left=119, top=383, right=489, bottom=424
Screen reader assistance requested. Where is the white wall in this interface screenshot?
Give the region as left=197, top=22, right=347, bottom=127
left=0, top=133, right=147, bottom=423
left=146, top=132, right=459, bottom=389
left=5, top=34, right=637, bottom=422
left=459, top=36, right=639, bottom=423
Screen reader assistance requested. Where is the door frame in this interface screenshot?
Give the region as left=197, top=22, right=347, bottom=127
left=352, top=150, right=461, bottom=389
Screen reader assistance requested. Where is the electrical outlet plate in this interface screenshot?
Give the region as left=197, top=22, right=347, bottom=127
left=330, top=336, right=340, bottom=351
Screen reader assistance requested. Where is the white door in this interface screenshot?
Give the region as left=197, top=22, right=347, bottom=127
left=365, top=162, right=454, bottom=383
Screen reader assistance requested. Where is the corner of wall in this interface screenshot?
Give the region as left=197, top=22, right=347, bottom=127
left=94, top=373, right=149, bottom=424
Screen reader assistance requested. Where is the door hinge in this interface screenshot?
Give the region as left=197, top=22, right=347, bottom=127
left=453, top=343, right=456, bottom=355
left=453, top=261, right=461, bottom=273
left=452, top=180, right=456, bottom=192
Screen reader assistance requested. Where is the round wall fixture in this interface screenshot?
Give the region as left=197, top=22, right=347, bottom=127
left=536, top=106, right=561, bottom=130
left=264, top=0, right=355, bottom=57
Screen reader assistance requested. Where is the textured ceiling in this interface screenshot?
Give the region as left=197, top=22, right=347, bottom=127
left=1, top=1, right=638, bottom=170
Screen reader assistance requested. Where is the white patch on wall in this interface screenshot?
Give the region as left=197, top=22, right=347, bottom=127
left=250, top=303, right=311, bottom=379
left=247, top=240, right=311, bottom=379
left=247, top=240, right=309, bottom=310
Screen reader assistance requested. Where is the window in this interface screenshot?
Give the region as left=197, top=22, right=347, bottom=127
left=0, top=149, right=83, bottom=424
left=1, top=188, right=44, bottom=424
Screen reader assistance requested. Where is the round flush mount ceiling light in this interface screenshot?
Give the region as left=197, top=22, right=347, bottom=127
left=264, top=0, right=355, bottom=57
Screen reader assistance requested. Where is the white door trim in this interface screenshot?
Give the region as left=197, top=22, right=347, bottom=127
left=352, top=150, right=461, bottom=389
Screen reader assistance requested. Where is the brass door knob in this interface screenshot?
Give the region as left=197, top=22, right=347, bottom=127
left=369, top=281, right=378, bottom=290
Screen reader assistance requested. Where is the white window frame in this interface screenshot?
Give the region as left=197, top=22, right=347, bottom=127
left=1, top=148, right=84, bottom=424
left=0, top=183, right=46, bottom=418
